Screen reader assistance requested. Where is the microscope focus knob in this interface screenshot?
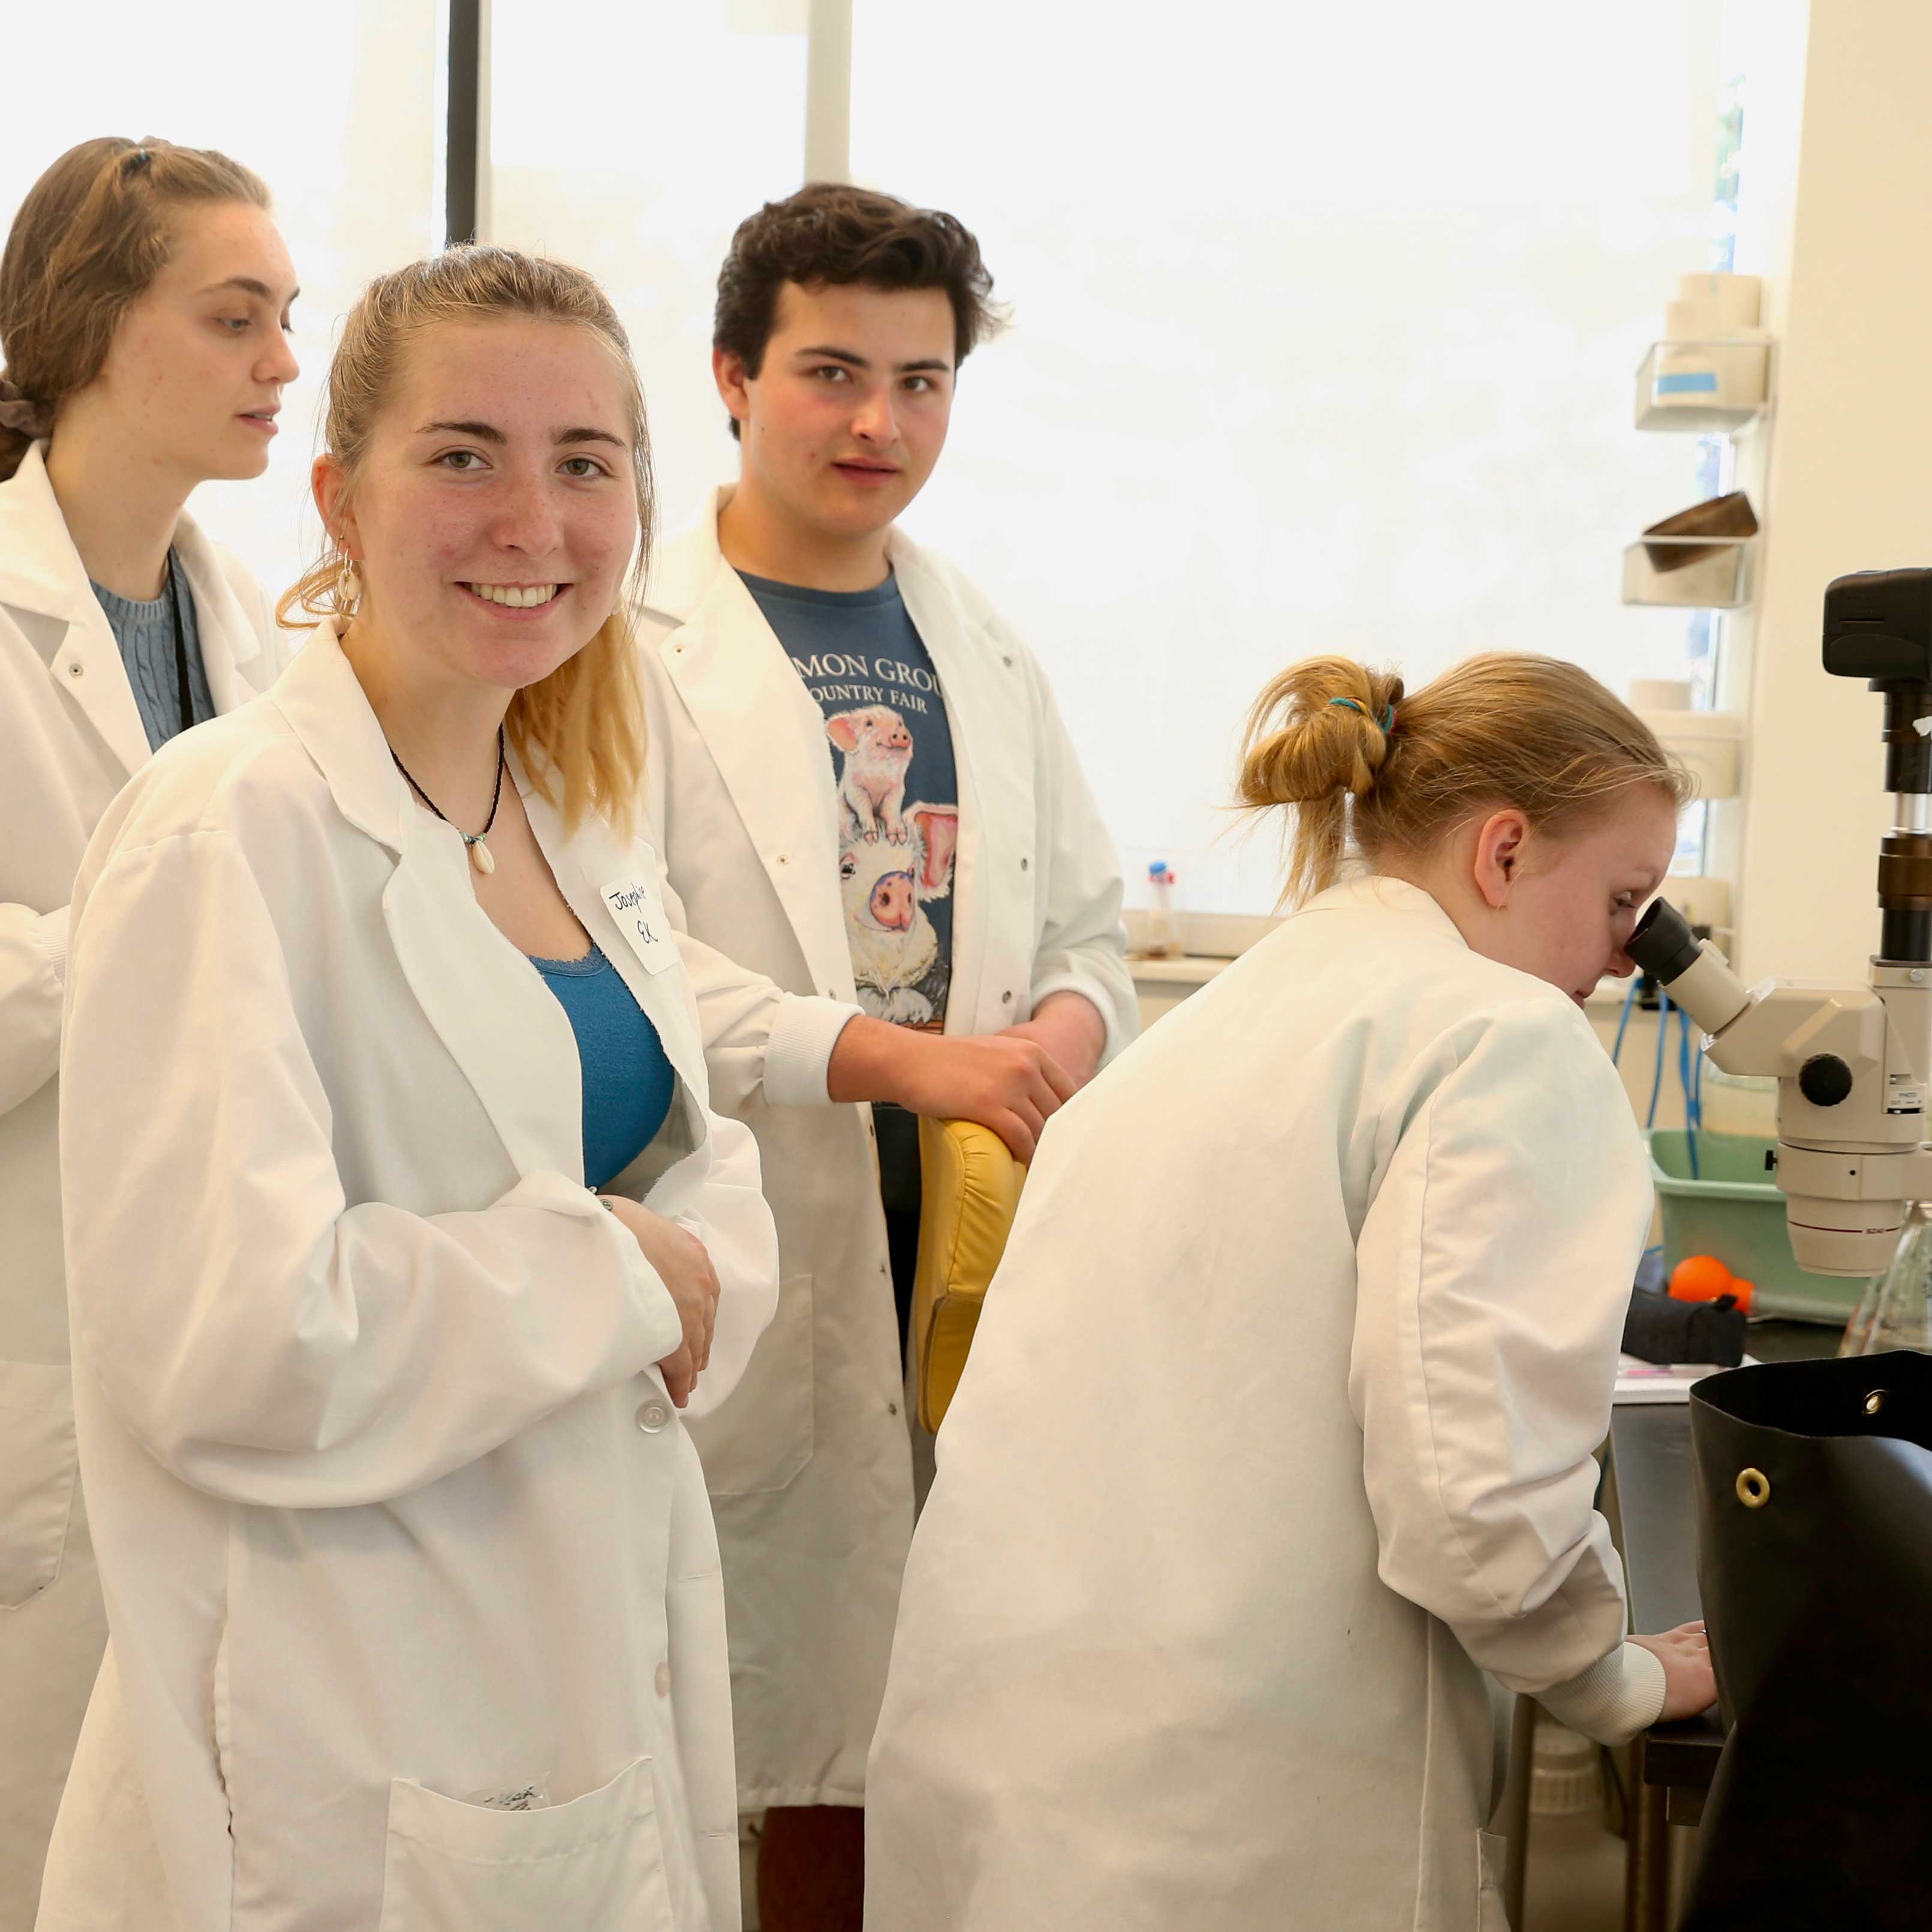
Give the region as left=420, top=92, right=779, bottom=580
left=1799, top=1054, right=1855, bottom=1108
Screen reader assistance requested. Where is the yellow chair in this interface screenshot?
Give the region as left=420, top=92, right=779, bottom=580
left=912, top=1116, right=1026, bottom=1432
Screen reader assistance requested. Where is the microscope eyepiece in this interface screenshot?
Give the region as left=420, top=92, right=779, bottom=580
left=1627, top=898, right=1703, bottom=983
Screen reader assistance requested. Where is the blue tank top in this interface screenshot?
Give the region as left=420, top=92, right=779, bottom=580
left=528, top=943, right=675, bottom=1189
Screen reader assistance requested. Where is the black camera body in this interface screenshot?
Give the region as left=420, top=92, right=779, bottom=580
left=1823, top=568, right=1932, bottom=690
left=1822, top=569, right=1932, bottom=961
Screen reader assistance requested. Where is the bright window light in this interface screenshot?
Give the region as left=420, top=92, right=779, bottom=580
left=852, top=0, right=1734, bottom=914
left=485, top=0, right=809, bottom=535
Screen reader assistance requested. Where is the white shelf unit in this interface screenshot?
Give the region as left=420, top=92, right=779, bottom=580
left=1634, top=338, right=1771, bottom=433
left=1621, top=534, right=1755, bottom=609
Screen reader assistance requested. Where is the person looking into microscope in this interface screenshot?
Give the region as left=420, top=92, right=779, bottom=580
left=868, top=650, right=1716, bottom=1932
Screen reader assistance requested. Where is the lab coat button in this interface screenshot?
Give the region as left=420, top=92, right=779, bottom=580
left=1020, top=857, right=1030, bottom=871
left=654, top=1660, right=672, bottom=1697
left=1001, top=991, right=1014, bottom=1004
left=67, top=661, right=83, bottom=678
left=636, top=1400, right=670, bottom=1434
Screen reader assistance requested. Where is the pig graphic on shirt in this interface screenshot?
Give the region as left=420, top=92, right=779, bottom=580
left=841, top=802, right=960, bottom=1028
left=827, top=705, right=913, bottom=843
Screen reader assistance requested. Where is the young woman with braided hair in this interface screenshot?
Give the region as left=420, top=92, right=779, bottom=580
left=0, top=136, right=298, bottom=1929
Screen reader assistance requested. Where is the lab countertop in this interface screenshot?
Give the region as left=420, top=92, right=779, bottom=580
left=1126, top=953, right=1230, bottom=985
left=1610, top=1319, right=1842, bottom=1792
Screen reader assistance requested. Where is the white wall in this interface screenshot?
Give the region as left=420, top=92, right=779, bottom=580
left=1729, top=0, right=1932, bottom=981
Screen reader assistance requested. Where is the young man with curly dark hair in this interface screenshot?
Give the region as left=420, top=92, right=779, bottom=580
left=633, top=183, right=1134, bottom=1928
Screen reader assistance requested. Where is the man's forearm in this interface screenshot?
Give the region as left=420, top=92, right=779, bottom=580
left=1006, top=990, right=1107, bottom=1086
left=826, top=1015, right=911, bottom=1106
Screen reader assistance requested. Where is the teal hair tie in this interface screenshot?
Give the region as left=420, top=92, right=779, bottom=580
left=1329, top=696, right=1396, bottom=733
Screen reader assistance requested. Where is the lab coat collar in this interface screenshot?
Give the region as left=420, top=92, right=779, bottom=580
left=639, top=488, right=995, bottom=1007
left=0, top=439, right=269, bottom=778
left=1299, top=871, right=1470, bottom=945
left=0, top=442, right=101, bottom=624
left=270, top=619, right=709, bottom=1181
left=272, top=624, right=574, bottom=1177
left=640, top=489, right=853, bottom=998
left=641, top=484, right=739, bottom=622
left=642, top=483, right=943, bottom=623
left=267, top=619, right=410, bottom=853
left=518, top=774, right=712, bottom=1160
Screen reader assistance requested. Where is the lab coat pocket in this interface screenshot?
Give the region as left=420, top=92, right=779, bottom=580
left=1476, top=1828, right=1510, bottom=1932
left=0, top=1360, right=77, bottom=1608
left=378, top=1756, right=673, bottom=1932
left=688, top=1272, right=813, bottom=1495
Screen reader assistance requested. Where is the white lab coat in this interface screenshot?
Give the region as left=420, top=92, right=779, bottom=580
left=633, top=490, right=1137, bottom=1809
left=35, top=624, right=778, bottom=1932
left=867, top=877, right=1657, bottom=1932
left=0, top=441, right=289, bottom=1932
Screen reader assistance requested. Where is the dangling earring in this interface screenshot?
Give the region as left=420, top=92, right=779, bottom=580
left=335, top=550, right=363, bottom=611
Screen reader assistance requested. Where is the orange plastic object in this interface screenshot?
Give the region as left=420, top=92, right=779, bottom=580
left=1669, top=1254, right=1755, bottom=1314
left=1670, top=1254, right=1733, bottom=1301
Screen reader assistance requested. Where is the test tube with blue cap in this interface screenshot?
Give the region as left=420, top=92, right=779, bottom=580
left=1143, top=860, right=1180, bottom=959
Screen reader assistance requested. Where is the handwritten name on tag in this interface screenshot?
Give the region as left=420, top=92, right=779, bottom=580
left=601, top=877, right=680, bottom=976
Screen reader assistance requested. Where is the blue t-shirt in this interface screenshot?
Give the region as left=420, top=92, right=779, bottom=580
left=739, top=568, right=960, bottom=1032
left=528, top=943, right=675, bottom=1189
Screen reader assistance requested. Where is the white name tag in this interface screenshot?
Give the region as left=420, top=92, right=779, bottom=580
left=601, top=876, right=680, bottom=976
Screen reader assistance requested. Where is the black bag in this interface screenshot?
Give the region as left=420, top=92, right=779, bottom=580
left=1621, top=1286, right=1747, bottom=1367
left=1684, top=1353, right=1932, bottom=1930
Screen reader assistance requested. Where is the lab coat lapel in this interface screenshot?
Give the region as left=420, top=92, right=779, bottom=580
left=270, top=625, right=585, bottom=1181
left=889, top=529, right=1024, bottom=1030
left=650, top=494, right=851, bottom=997
left=0, top=442, right=151, bottom=778
left=173, top=511, right=269, bottom=717
left=519, top=771, right=711, bottom=1151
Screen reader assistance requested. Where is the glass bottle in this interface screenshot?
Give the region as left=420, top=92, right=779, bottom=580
left=1140, top=861, right=1181, bottom=960
left=1840, top=1203, right=1932, bottom=1356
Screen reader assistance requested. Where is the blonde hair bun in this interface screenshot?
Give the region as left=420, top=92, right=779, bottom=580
left=1237, top=657, right=1404, bottom=812
left=1238, top=650, right=1692, bottom=906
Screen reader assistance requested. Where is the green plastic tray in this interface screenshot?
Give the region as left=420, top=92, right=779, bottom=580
left=1647, top=1130, right=1865, bottom=1326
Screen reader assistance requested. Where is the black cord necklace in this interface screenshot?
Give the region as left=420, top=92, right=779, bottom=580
left=391, top=727, right=507, bottom=875
left=164, top=552, right=194, bottom=738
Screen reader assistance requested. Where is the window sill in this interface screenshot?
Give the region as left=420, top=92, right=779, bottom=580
left=1127, top=955, right=1230, bottom=988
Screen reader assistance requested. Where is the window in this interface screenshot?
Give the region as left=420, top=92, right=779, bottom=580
left=850, top=0, right=1733, bottom=913
left=484, top=0, right=809, bottom=533
left=7, top=5, right=1748, bottom=919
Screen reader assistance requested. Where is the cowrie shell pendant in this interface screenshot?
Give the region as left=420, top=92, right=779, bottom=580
left=468, top=836, right=497, bottom=876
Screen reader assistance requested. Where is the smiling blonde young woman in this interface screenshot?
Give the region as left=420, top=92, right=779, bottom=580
left=0, top=135, right=298, bottom=1931
left=41, top=248, right=778, bottom=1932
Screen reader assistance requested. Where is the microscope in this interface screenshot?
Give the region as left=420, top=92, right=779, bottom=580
left=1626, top=568, right=1932, bottom=1277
